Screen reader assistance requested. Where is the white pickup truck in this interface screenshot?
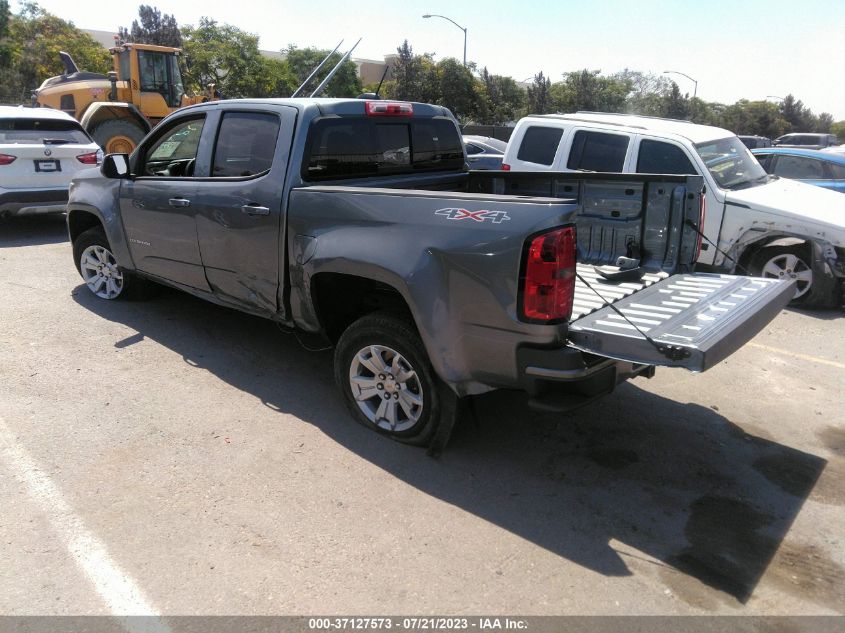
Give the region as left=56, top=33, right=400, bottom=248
left=501, top=113, right=845, bottom=307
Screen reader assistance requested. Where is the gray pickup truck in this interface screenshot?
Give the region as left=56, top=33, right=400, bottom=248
left=66, top=98, right=795, bottom=449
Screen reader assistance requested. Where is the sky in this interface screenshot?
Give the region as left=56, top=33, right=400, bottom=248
left=26, top=0, right=845, bottom=120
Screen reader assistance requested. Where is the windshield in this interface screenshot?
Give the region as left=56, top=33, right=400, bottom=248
left=694, top=136, right=768, bottom=189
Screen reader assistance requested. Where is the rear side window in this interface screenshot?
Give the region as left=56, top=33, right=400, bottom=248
left=0, top=118, right=91, bottom=144
left=567, top=131, right=629, bottom=172
left=213, top=111, right=280, bottom=177
left=516, top=126, right=563, bottom=165
left=465, top=143, right=483, bottom=155
left=827, top=162, right=845, bottom=178
left=636, top=139, right=697, bottom=175
left=303, top=117, right=463, bottom=181
left=773, top=155, right=825, bottom=179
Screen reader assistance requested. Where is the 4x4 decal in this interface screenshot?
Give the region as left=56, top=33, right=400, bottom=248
left=435, top=207, right=511, bottom=224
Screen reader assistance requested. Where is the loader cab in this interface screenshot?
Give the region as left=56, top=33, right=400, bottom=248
left=112, top=44, right=187, bottom=116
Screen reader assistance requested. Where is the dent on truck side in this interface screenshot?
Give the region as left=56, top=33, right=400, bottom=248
left=286, top=188, right=578, bottom=396
left=67, top=171, right=135, bottom=270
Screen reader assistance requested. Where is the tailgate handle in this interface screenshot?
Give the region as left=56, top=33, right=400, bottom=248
left=168, top=197, right=191, bottom=208
left=241, top=203, right=270, bottom=216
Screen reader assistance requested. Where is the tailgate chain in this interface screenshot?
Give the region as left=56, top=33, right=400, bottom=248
left=573, top=272, right=691, bottom=362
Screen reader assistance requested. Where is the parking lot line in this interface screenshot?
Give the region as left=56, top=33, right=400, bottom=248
left=747, top=342, right=845, bottom=370
left=0, top=414, right=169, bottom=630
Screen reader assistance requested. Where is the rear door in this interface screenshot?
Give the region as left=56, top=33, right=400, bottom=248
left=567, top=269, right=795, bottom=372
left=193, top=106, right=297, bottom=314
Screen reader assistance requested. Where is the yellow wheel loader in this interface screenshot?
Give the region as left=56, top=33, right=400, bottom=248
left=33, top=41, right=213, bottom=154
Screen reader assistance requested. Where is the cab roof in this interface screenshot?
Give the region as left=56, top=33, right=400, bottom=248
left=526, top=111, right=734, bottom=145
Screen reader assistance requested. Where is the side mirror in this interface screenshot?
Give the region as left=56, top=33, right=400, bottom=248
left=101, top=153, right=129, bottom=179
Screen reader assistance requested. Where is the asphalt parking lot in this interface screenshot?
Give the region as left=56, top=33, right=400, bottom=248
left=1, top=214, right=844, bottom=616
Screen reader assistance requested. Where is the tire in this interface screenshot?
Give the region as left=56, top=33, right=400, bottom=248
left=750, top=245, right=813, bottom=305
left=91, top=119, right=146, bottom=154
left=334, top=312, right=448, bottom=446
left=73, top=227, right=144, bottom=300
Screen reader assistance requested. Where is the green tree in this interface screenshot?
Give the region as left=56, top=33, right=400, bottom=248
left=436, top=57, right=481, bottom=120
left=119, top=5, right=182, bottom=47
left=284, top=45, right=361, bottom=97
left=479, top=67, right=524, bottom=124
left=549, top=69, right=630, bottom=113
left=816, top=112, right=834, bottom=133
left=181, top=17, right=290, bottom=98
left=830, top=120, right=845, bottom=142
left=526, top=71, right=551, bottom=114
left=2, top=3, right=110, bottom=103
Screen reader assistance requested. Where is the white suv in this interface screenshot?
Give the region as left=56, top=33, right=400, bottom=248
left=0, top=106, right=102, bottom=219
left=502, top=113, right=845, bottom=306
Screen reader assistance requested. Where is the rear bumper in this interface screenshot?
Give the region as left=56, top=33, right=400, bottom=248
left=516, top=344, right=654, bottom=413
left=0, top=188, right=69, bottom=216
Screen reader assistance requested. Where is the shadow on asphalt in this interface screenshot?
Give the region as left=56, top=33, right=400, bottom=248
left=72, top=285, right=830, bottom=608
left=0, top=214, right=68, bottom=247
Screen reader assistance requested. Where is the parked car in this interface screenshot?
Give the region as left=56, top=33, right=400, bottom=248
left=738, top=135, right=772, bottom=149
left=501, top=112, right=845, bottom=307
left=752, top=147, right=845, bottom=194
left=822, top=145, right=845, bottom=155
left=66, top=98, right=793, bottom=450
left=0, top=106, right=101, bottom=219
left=773, top=133, right=838, bottom=149
left=463, top=135, right=507, bottom=170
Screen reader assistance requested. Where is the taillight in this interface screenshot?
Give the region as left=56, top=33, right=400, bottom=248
left=501, top=163, right=511, bottom=171
left=365, top=101, right=413, bottom=116
left=696, top=194, right=706, bottom=259
left=0, top=153, right=16, bottom=166
left=76, top=150, right=102, bottom=165
left=520, top=226, right=577, bottom=323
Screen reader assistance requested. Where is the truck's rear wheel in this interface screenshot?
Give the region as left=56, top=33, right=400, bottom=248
left=91, top=119, right=145, bottom=154
left=750, top=245, right=813, bottom=304
left=334, top=312, right=447, bottom=446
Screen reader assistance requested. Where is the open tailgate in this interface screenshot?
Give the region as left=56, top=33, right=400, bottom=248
left=567, top=273, right=795, bottom=372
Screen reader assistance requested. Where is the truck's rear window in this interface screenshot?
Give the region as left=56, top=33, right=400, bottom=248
left=303, top=117, right=464, bottom=180
left=0, top=118, right=92, bottom=144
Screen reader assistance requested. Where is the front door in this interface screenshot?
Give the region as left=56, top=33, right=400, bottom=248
left=193, top=107, right=296, bottom=314
left=120, top=114, right=210, bottom=291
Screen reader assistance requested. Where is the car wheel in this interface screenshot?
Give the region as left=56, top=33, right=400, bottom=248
left=334, top=312, right=447, bottom=446
left=750, top=245, right=813, bottom=304
left=73, top=227, right=137, bottom=300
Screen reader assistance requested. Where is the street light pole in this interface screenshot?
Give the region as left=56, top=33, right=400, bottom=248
left=663, top=69, right=698, bottom=98
left=422, top=13, right=467, bottom=66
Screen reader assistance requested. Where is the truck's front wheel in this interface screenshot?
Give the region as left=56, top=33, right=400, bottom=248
left=334, top=313, right=446, bottom=446
left=73, top=227, right=146, bottom=300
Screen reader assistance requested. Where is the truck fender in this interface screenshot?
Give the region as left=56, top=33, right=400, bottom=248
left=294, top=251, right=485, bottom=397
left=80, top=102, right=151, bottom=136
left=66, top=176, right=136, bottom=272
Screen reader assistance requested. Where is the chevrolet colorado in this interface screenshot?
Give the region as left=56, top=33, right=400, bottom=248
left=66, top=98, right=795, bottom=449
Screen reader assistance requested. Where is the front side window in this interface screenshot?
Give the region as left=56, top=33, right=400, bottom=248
left=516, top=126, right=563, bottom=165
left=142, top=116, right=205, bottom=176
left=694, top=136, right=767, bottom=189
left=567, top=130, right=629, bottom=172
left=773, top=155, right=825, bottom=179
left=636, top=139, right=697, bottom=175
left=213, top=112, right=281, bottom=177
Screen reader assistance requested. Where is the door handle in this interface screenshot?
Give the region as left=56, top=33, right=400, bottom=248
left=241, top=204, right=270, bottom=216
left=168, top=197, right=191, bottom=207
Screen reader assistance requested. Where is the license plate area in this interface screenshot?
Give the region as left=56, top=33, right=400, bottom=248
left=34, top=159, right=61, bottom=173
